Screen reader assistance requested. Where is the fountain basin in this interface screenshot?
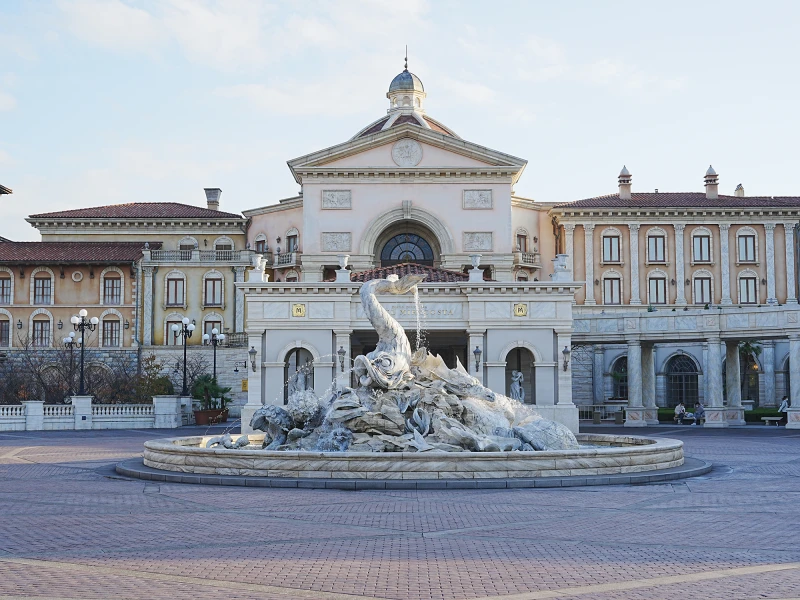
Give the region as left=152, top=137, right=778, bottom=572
left=141, top=434, right=685, bottom=480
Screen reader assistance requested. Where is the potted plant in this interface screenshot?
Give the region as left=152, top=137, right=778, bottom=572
left=191, top=374, right=232, bottom=425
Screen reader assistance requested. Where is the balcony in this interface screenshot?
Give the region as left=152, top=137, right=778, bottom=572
left=513, top=251, right=542, bottom=269
left=144, top=248, right=253, bottom=265
left=274, top=251, right=301, bottom=268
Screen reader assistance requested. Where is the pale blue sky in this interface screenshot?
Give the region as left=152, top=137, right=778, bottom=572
left=1, top=0, right=799, bottom=241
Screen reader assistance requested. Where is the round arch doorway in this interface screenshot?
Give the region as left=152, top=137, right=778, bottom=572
left=505, top=347, right=535, bottom=404
left=376, top=221, right=441, bottom=268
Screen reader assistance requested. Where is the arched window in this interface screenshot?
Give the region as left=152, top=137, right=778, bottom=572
left=284, top=347, right=314, bottom=404
left=736, top=226, right=758, bottom=264
left=602, top=269, right=623, bottom=305
left=30, top=308, right=53, bottom=348
left=30, top=267, right=55, bottom=306
left=285, top=228, right=299, bottom=253
left=99, top=308, right=123, bottom=348
left=0, top=307, right=12, bottom=348
left=380, top=233, right=434, bottom=266
left=601, top=227, right=622, bottom=264
left=100, top=267, right=124, bottom=306
left=203, top=270, right=224, bottom=308
left=202, top=312, right=224, bottom=343
left=164, top=312, right=187, bottom=346
left=178, top=237, right=197, bottom=260
left=0, top=266, right=14, bottom=305
left=164, top=270, right=186, bottom=308
left=515, top=228, right=529, bottom=253
left=253, top=233, right=268, bottom=253
left=646, top=227, right=668, bottom=264
left=666, top=354, right=700, bottom=408
left=515, top=272, right=529, bottom=282
left=611, top=356, right=628, bottom=400
left=504, top=347, right=535, bottom=404
left=691, top=226, right=713, bottom=264
left=692, top=269, right=714, bottom=305
left=738, top=269, right=759, bottom=304
left=647, top=269, right=668, bottom=305
left=285, top=270, right=299, bottom=282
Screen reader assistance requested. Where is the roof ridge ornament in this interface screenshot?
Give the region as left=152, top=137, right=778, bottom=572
left=404, top=45, right=408, bottom=71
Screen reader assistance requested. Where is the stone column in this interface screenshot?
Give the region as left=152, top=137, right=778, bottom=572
left=719, top=224, right=732, bottom=305
left=766, top=223, right=778, bottom=304
left=583, top=224, right=595, bottom=305
left=22, top=401, right=44, bottom=431
left=725, top=341, right=745, bottom=425
left=240, top=330, right=265, bottom=434
left=787, top=335, right=800, bottom=429
left=674, top=224, right=687, bottom=305
left=142, top=266, right=154, bottom=346
left=70, top=395, right=93, bottom=430
left=642, top=343, right=658, bottom=425
left=592, top=345, right=605, bottom=405
left=704, top=338, right=728, bottom=427
left=564, top=224, right=575, bottom=278
left=624, top=339, right=646, bottom=427
left=784, top=223, right=797, bottom=303
left=334, top=330, right=351, bottom=389
left=534, top=362, right=556, bottom=407
left=233, top=266, right=246, bottom=332
left=629, top=224, right=641, bottom=305
left=153, top=395, right=182, bottom=428
left=763, top=340, right=776, bottom=408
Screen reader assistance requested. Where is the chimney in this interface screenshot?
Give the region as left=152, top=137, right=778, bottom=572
left=204, top=188, right=222, bottom=211
left=704, top=166, right=718, bottom=200
left=734, top=183, right=745, bottom=197
left=618, top=165, right=632, bottom=200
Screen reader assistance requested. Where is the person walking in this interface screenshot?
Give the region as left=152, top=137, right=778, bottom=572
left=675, top=402, right=687, bottom=425
left=779, top=396, right=790, bottom=425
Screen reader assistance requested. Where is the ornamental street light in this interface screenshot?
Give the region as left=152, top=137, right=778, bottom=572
left=473, top=345, right=482, bottom=372
left=202, top=328, right=226, bottom=382
left=170, top=318, right=196, bottom=396
left=68, top=309, right=98, bottom=396
left=62, top=331, right=80, bottom=396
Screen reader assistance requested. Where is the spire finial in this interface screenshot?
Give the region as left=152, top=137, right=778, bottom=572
left=404, top=45, right=408, bottom=71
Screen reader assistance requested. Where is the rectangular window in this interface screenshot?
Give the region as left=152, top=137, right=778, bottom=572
left=603, top=278, right=621, bottom=305
left=104, top=277, right=121, bottom=305
left=516, top=234, right=527, bottom=253
left=739, top=277, right=757, bottom=304
left=0, top=320, right=9, bottom=346
left=694, top=277, right=712, bottom=304
left=204, top=321, right=221, bottom=344
left=204, top=278, right=223, bottom=306
left=34, top=277, right=51, bottom=304
left=286, top=235, right=298, bottom=253
left=255, top=239, right=266, bottom=253
left=738, top=235, right=756, bottom=262
left=0, top=277, right=10, bottom=303
left=166, top=320, right=182, bottom=346
left=647, top=236, right=665, bottom=262
left=166, top=278, right=184, bottom=306
left=602, top=236, right=620, bottom=262
left=102, top=320, right=120, bottom=347
left=693, top=235, right=711, bottom=262
left=649, top=278, right=667, bottom=304
left=32, top=320, right=50, bottom=347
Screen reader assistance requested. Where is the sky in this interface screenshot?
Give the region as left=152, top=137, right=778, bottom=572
left=1, top=0, right=800, bottom=241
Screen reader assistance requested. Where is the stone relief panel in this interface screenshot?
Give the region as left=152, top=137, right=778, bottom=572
left=463, top=190, right=493, bottom=209
left=726, top=313, right=749, bottom=329
left=675, top=316, right=698, bottom=330
left=485, top=302, right=511, bottom=319
left=573, top=320, right=591, bottom=333
left=321, top=232, right=352, bottom=252
left=322, top=190, right=352, bottom=210
left=391, top=139, right=423, bottom=167
left=308, top=302, right=335, bottom=320
left=463, top=232, right=493, bottom=252
left=646, top=318, right=669, bottom=331
left=756, top=312, right=778, bottom=327
left=263, top=302, right=289, bottom=319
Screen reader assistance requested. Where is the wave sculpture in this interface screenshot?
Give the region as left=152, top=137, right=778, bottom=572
left=250, top=274, right=579, bottom=453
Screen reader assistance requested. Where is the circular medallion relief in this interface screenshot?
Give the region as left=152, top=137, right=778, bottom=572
left=391, top=138, right=422, bottom=167
left=71, top=271, right=83, bottom=282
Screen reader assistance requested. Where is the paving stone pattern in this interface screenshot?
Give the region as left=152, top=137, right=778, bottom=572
left=1, top=425, right=800, bottom=599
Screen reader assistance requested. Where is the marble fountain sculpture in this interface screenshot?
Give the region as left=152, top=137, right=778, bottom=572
left=139, top=275, right=688, bottom=484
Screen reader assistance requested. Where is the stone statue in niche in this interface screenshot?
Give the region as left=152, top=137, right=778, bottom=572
left=510, top=371, right=525, bottom=402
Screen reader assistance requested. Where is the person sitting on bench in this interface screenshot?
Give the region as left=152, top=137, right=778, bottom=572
left=674, top=402, right=687, bottom=425
left=693, top=402, right=705, bottom=426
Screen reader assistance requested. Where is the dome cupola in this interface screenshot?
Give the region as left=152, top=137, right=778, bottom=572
left=386, top=51, right=426, bottom=113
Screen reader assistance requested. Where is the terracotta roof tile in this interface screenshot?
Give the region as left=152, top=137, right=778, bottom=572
left=555, top=192, right=800, bottom=210
left=29, top=202, right=243, bottom=219
left=422, top=116, right=453, bottom=136
left=329, top=262, right=488, bottom=283
left=0, top=242, right=161, bottom=264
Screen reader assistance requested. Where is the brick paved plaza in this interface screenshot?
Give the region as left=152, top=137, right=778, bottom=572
left=1, top=426, right=799, bottom=600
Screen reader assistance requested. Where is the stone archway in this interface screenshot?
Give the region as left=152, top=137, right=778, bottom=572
left=504, top=347, right=535, bottom=404
left=359, top=205, right=456, bottom=263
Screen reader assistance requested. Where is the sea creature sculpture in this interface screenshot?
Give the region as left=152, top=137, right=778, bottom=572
left=352, top=274, right=425, bottom=389
left=205, top=433, right=251, bottom=449
left=250, top=405, right=293, bottom=450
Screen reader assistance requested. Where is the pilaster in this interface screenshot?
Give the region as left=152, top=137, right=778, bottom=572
left=704, top=337, right=728, bottom=427
left=142, top=266, right=154, bottom=346
left=765, top=223, right=777, bottom=304
left=719, top=224, right=732, bottom=305
left=642, top=343, right=658, bottom=425
left=241, top=330, right=265, bottom=434
left=624, top=339, right=646, bottom=427
left=233, top=266, right=246, bottom=332
left=70, top=395, right=93, bottom=430
left=556, top=333, right=574, bottom=405
left=784, top=223, right=797, bottom=303
left=763, top=340, right=776, bottom=408
left=592, top=345, right=604, bottom=405
left=334, top=330, right=352, bottom=389
left=725, top=341, right=745, bottom=426
left=674, top=224, right=687, bottom=305
left=563, top=224, right=575, bottom=278
left=583, top=224, right=595, bottom=305
left=629, top=224, right=641, bottom=305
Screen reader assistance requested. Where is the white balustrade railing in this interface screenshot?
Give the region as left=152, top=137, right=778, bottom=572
left=0, top=405, right=24, bottom=418
left=92, top=404, right=154, bottom=417
left=43, top=404, right=73, bottom=417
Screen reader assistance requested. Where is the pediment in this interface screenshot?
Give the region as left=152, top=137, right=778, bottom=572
left=287, top=124, right=527, bottom=182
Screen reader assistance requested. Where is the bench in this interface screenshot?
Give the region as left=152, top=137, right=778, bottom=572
left=761, top=417, right=783, bottom=426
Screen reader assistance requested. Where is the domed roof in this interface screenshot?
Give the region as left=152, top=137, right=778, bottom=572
left=389, top=69, right=424, bottom=93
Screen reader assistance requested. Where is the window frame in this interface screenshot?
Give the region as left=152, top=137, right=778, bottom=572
left=602, top=235, right=621, bottom=264
left=0, top=276, right=11, bottom=304
left=102, top=319, right=121, bottom=347
left=33, top=276, right=52, bottom=305
left=603, top=274, right=622, bottom=305
left=0, top=319, right=9, bottom=347
left=736, top=228, right=758, bottom=264
left=691, top=227, right=713, bottom=264
left=204, top=277, right=223, bottom=307
left=32, top=319, right=50, bottom=347
left=647, top=234, right=666, bottom=264
left=103, top=276, right=122, bottom=305
left=166, top=277, right=185, bottom=307
left=648, top=273, right=668, bottom=305
left=739, top=274, right=758, bottom=304
left=693, top=275, right=713, bottom=304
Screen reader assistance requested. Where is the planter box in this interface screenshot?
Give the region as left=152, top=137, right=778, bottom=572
left=193, top=409, right=228, bottom=426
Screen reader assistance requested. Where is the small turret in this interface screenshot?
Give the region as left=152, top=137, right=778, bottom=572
left=618, top=165, right=632, bottom=200
left=704, top=165, right=718, bottom=200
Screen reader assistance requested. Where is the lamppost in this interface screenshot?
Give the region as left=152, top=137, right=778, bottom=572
left=473, top=345, right=482, bottom=373
left=170, top=318, right=195, bottom=396
left=62, top=331, right=79, bottom=395
left=203, top=328, right=225, bottom=382
left=68, top=309, right=98, bottom=396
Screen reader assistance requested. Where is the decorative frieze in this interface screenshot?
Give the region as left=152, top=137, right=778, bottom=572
left=322, top=190, right=352, bottom=210
left=321, top=232, right=352, bottom=252
left=463, top=190, right=493, bottom=209
left=463, top=232, right=493, bottom=252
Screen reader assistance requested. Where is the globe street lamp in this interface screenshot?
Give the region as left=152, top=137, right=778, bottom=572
left=62, top=331, right=80, bottom=396
left=68, top=309, right=99, bottom=396
left=170, top=318, right=196, bottom=396
left=202, top=328, right=225, bottom=382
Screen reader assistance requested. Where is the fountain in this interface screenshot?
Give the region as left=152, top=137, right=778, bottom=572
left=131, top=275, right=702, bottom=488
